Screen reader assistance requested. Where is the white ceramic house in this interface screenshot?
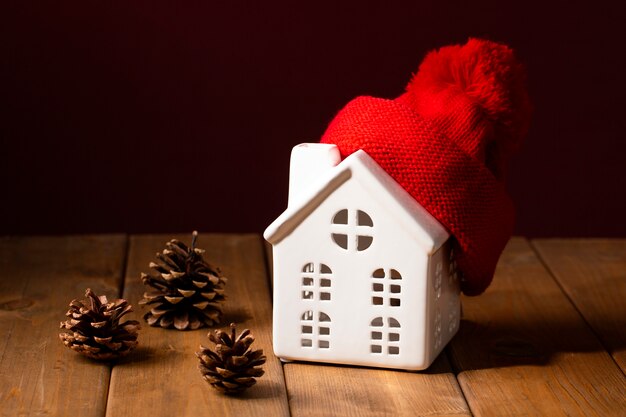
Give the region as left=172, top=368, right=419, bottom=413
left=264, top=143, right=461, bottom=370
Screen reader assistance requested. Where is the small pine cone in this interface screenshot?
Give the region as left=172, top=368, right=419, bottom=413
left=196, top=323, right=266, bottom=394
left=59, top=289, right=140, bottom=360
left=139, top=231, right=227, bottom=330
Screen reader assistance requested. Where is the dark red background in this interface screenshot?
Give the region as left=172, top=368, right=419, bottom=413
left=1, top=2, right=625, bottom=237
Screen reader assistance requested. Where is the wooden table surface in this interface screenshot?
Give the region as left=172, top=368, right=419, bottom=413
left=0, top=235, right=624, bottom=416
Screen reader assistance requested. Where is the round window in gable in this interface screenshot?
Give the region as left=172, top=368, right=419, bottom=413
left=331, top=209, right=374, bottom=251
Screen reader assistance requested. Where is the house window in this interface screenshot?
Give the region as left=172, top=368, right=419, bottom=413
left=301, top=263, right=332, bottom=301
left=301, top=310, right=331, bottom=349
left=447, top=299, right=458, bottom=334
left=370, top=317, right=400, bottom=355
left=434, top=261, right=443, bottom=300
left=331, top=209, right=374, bottom=251
left=433, top=308, right=442, bottom=351
left=371, top=268, right=402, bottom=307
left=448, top=248, right=458, bottom=285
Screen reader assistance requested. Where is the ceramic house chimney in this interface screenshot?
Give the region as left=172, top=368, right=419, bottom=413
left=288, top=143, right=341, bottom=206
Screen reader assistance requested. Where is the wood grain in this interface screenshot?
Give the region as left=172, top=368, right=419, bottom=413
left=0, top=235, right=127, bottom=417
left=105, top=234, right=289, bottom=417
left=264, top=240, right=470, bottom=417
left=282, top=356, right=469, bottom=417
left=532, top=238, right=626, bottom=372
left=449, top=238, right=626, bottom=417
left=4, top=235, right=625, bottom=417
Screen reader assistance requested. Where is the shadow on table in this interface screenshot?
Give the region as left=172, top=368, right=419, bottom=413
left=232, top=380, right=287, bottom=400
left=279, top=351, right=455, bottom=375
left=222, top=307, right=253, bottom=325
left=113, top=345, right=160, bottom=366
left=445, top=314, right=624, bottom=372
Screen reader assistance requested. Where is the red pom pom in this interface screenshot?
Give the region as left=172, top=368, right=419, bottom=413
left=404, top=38, right=532, bottom=177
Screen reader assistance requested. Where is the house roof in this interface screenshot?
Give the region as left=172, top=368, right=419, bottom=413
left=264, top=149, right=449, bottom=254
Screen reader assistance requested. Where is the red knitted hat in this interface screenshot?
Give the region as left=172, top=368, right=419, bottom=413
left=320, top=38, right=532, bottom=296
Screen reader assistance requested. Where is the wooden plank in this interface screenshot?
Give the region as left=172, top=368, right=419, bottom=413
left=283, top=356, right=470, bottom=417
left=105, top=234, right=289, bottom=417
left=0, top=235, right=127, bottom=417
left=532, top=238, right=626, bottom=372
left=264, top=241, right=470, bottom=417
left=448, top=238, right=626, bottom=417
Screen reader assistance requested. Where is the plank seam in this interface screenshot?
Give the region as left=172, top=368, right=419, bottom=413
left=261, top=236, right=293, bottom=417
left=100, top=370, right=113, bottom=417
left=103, top=234, right=130, bottom=417
left=443, top=347, right=474, bottom=416
left=529, top=239, right=626, bottom=378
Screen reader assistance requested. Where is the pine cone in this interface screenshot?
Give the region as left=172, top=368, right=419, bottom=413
left=59, top=289, right=140, bottom=360
left=139, top=231, right=227, bottom=330
left=196, top=323, right=266, bottom=394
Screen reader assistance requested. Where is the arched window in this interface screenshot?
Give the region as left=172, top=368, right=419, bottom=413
left=434, top=261, right=443, bottom=300
left=370, top=317, right=400, bottom=355
left=448, top=248, right=458, bottom=285
left=371, top=268, right=402, bottom=307
left=433, top=309, right=442, bottom=351
left=330, top=209, right=374, bottom=251
left=301, top=311, right=331, bottom=349
left=301, top=263, right=332, bottom=301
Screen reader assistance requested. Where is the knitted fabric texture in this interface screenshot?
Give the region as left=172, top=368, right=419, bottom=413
left=321, top=39, right=531, bottom=296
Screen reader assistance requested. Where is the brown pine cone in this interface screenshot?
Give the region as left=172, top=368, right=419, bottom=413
left=196, top=323, right=266, bottom=394
left=139, top=231, right=227, bottom=330
left=59, top=289, right=140, bottom=360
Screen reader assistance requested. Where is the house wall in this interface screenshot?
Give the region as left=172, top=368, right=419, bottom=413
left=273, top=176, right=433, bottom=370
left=426, top=240, right=461, bottom=361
